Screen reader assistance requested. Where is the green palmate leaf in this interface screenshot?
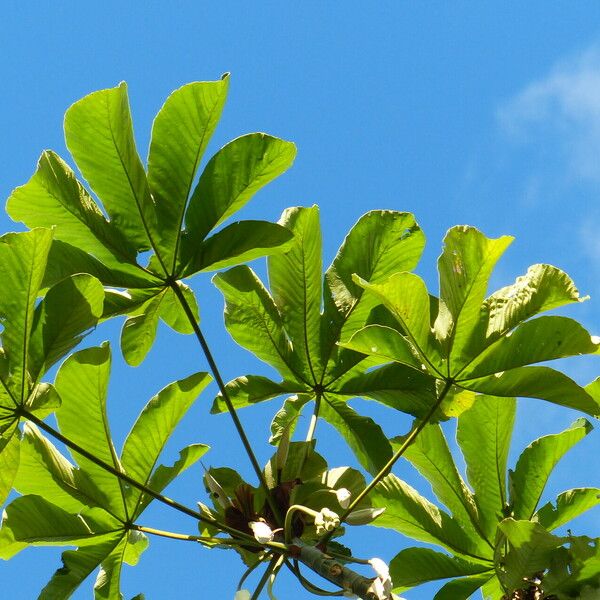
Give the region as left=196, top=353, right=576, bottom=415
left=497, top=518, right=564, bottom=593
left=510, top=418, right=593, bottom=521
left=183, top=132, right=296, bottom=246
left=188, top=220, right=294, bottom=274
left=213, top=265, right=305, bottom=380
left=544, top=536, right=600, bottom=598
left=38, top=533, right=123, bottom=600
left=121, top=371, right=211, bottom=515
left=0, top=228, right=53, bottom=397
left=337, top=363, right=438, bottom=418
left=535, top=488, right=600, bottom=532
left=269, top=394, right=311, bottom=444
left=484, top=264, right=585, bottom=341
left=457, top=396, right=515, bottom=541
left=462, top=366, right=600, bottom=417
left=2, top=494, right=114, bottom=547
left=120, top=283, right=201, bottom=365
left=25, top=382, right=61, bottom=419
left=340, top=324, right=423, bottom=371
left=28, top=273, right=105, bottom=381
left=54, top=344, right=126, bottom=519
left=436, top=226, right=513, bottom=367
left=6, top=151, right=149, bottom=285
left=370, top=474, right=486, bottom=561
left=137, top=443, right=208, bottom=514
left=0, top=432, right=19, bottom=506
left=264, top=441, right=327, bottom=489
left=16, top=423, right=104, bottom=513
left=434, top=572, right=495, bottom=600
left=158, top=282, right=199, bottom=334
left=120, top=294, right=163, bottom=367
left=268, top=206, right=323, bottom=383
left=212, top=376, right=306, bottom=413
left=147, top=75, right=229, bottom=269
left=459, top=316, right=599, bottom=380
left=318, top=395, right=392, bottom=476
left=95, top=532, right=149, bottom=599
left=9, top=81, right=296, bottom=366
left=389, top=547, right=492, bottom=593
left=64, top=82, right=157, bottom=256
left=353, top=272, right=443, bottom=374
left=322, top=210, right=425, bottom=354
left=395, top=424, right=488, bottom=554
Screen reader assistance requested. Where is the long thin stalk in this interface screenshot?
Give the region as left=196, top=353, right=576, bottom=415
left=320, top=379, right=454, bottom=546
left=169, top=280, right=282, bottom=525
left=305, top=391, right=322, bottom=443
left=22, top=409, right=259, bottom=546
left=251, top=556, right=279, bottom=600
left=132, top=524, right=284, bottom=550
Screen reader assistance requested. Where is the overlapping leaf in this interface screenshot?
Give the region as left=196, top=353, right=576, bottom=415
left=342, top=225, right=600, bottom=417
left=380, top=395, right=597, bottom=597
left=7, top=77, right=296, bottom=366
left=0, top=229, right=105, bottom=507
left=213, top=206, right=429, bottom=474
left=0, top=343, right=210, bottom=597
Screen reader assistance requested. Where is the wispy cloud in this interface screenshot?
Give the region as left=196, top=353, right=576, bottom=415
left=498, top=44, right=600, bottom=182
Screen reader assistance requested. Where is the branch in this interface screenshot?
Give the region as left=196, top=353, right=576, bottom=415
left=168, top=279, right=283, bottom=525
left=293, top=540, right=383, bottom=600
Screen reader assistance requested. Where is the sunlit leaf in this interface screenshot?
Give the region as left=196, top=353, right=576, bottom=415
left=38, top=533, right=123, bottom=600
left=389, top=547, right=491, bottom=593
left=2, top=494, right=113, bottom=547
left=28, top=273, right=105, bottom=381
left=497, top=518, right=564, bottom=592
left=212, top=376, right=306, bottom=414
left=268, top=206, right=323, bottom=383
left=370, top=474, right=486, bottom=561
left=0, top=228, right=53, bottom=397
left=323, top=210, right=425, bottom=354
left=147, top=76, right=229, bottom=269
left=462, top=366, right=600, bottom=417
left=0, top=432, right=19, bottom=507
left=184, top=133, right=296, bottom=244
left=319, top=395, right=392, bottom=476
left=121, top=371, right=211, bottom=515
left=189, top=220, right=294, bottom=274
left=396, top=424, right=488, bottom=553
left=484, top=264, right=585, bottom=340
left=353, top=272, right=443, bottom=373
left=6, top=151, right=148, bottom=285
left=457, top=395, right=515, bottom=540
left=269, top=395, right=311, bottom=444
left=64, top=82, right=157, bottom=255
left=54, top=344, right=126, bottom=519
left=436, top=226, right=513, bottom=367
left=16, top=423, right=104, bottom=513
left=24, top=382, right=61, bottom=419
left=433, top=572, right=495, bottom=600
left=120, top=294, right=163, bottom=367
left=158, top=282, right=199, bottom=334
left=536, top=488, right=600, bottom=532
left=213, top=266, right=305, bottom=380
left=136, top=444, right=209, bottom=514
left=460, top=316, right=598, bottom=380
left=340, top=324, right=424, bottom=371
left=337, top=363, right=438, bottom=418
left=510, top=418, right=592, bottom=520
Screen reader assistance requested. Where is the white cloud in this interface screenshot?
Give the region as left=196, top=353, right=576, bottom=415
left=498, top=44, right=600, bottom=182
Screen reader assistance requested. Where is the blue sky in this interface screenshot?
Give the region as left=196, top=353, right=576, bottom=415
left=1, top=3, right=600, bottom=598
